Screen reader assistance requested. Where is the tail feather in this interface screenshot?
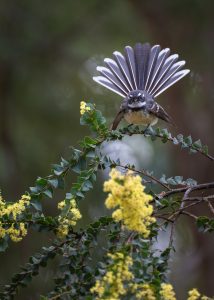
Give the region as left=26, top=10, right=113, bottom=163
left=113, top=51, right=135, bottom=90
left=147, top=48, right=170, bottom=93
left=97, top=66, right=129, bottom=94
left=153, top=69, right=190, bottom=97
left=104, top=58, right=131, bottom=92
left=134, top=43, right=151, bottom=89
left=151, top=61, right=186, bottom=97
left=149, top=54, right=179, bottom=94
left=93, top=43, right=190, bottom=98
left=124, top=46, right=137, bottom=89
left=93, top=76, right=126, bottom=97
left=145, top=45, right=161, bottom=90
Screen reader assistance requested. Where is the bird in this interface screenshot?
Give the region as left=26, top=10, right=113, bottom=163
left=93, top=43, right=190, bottom=130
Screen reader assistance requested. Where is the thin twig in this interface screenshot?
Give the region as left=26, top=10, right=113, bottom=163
left=118, top=164, right=171, bottom=190
left=181, top=211, right=198, bottom=220
left=155, top=215, right=174, bottom=223
left=157, top=182, right=214, bottom=200
left=49, top=290, right=71, bottom=300
left=169, top=222, right=176, bottom=248
left=205, top=200, right=214, bottom=215
left=183, top=195, right=214, bottom=201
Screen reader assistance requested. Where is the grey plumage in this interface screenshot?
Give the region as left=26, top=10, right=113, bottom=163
left=93, top=42, right=190, bottom=98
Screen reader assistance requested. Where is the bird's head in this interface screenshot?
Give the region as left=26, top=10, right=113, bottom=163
left=127, top=90, right=152, bottom=109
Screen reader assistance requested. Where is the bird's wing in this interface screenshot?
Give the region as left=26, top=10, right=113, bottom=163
left=147, top=102, right=173, bottom=124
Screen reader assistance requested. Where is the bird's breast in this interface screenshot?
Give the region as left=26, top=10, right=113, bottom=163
left=124, top=109, right=158, bottom=126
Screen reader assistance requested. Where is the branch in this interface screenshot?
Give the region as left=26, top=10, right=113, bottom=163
left=0, top=217, right=113, bottom=298
left=206, top=200, right=214, bottom=215
left=181, top=211, right=198, bottom=220
left=116, top=163, right=171, bottom=191
left=157, top=182, right=214, bottom=200
left=108, top=126, right=214, bottom=161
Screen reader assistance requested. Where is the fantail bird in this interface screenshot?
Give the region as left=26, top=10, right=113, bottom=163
left=93, top=43, right=190, bottom=130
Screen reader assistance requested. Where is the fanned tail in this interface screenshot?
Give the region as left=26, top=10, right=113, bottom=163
left=93, top=43, right=190, bottom=98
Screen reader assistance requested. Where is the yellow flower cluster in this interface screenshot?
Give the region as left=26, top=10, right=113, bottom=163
left=187, top=289, right=201, bottom=300
left=104, top=168, right=155, bottom=237
left=80, top=101, right=91, bottom=115
left=91, top=250, right=156, bottom=300
left=0, top=194, right=30, bottom=219
left=91, top=251, right=133, bottom=300
left=3, top=223, right=27, bottom=242
left=0, top=194, right=30, bottom=242
left=159, top=285, right=211, bottom=300
left=160, top=283, right=176, bottom=300
left=57, top=199, right=82, bottom=238
left=187, top=288, right=210, bottom=300
left=90, top=249, right=210, bottom=300
left=130, top=283, right=156, bottom=300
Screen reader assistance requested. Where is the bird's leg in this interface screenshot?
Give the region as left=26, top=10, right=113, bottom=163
left=144, top=123, right=152, bottom=134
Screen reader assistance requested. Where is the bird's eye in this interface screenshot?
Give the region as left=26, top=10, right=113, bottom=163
left=137, top=92, right=141, bottom=97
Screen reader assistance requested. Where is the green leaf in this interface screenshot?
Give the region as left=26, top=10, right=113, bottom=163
left=66, top=193, right=72, bottom=200
left=189, top=148, right=197, bottom=154
left=202, top=145, right=209, bottom=155
left=40, top=296, right=48, bottom=300
left=193, top=139, right=202, bottom=149
left=43, top=189, right=53, bottom=199
left=160, top=175, right=167, bottom=184
left=76, top=191, right=84, bottom=198
left=174, top=176, right=183, bottom=184
left=167, top=178, right=176, bottom=185
left=184, top=135, right=192, bottom=146
left=82, top=180, right=93, bottom=192
left=196, top=216, right=214, bottom=232
left=0, top=238, right=8, bottom=252
left=181, top=141, right=188, bottom=149
left=31, top=198, right=42, bottom=211
left=52, top=164, right=65, bottom=176
left=36, top=177, right=47, bottom=187
left=57, top=177, right=65, bottom=189
left=30, top=186, right=41, bottom=194
left=86, top=150, right=96, bottom=158
left=177, top=134, right=183, bottom=142
left=48, top=178, right=58, bottom=188
left=172, top=137, right=179, bottom=145
left=185, top=178, right=197, bottom=186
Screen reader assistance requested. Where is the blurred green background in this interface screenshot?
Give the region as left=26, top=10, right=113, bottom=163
left=0, top=0, right=214, bottom=299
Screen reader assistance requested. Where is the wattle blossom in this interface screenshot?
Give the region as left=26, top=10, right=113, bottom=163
left=104, top=168, right=155, bottom=237
left=80, top=101, right=91, bottom=115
